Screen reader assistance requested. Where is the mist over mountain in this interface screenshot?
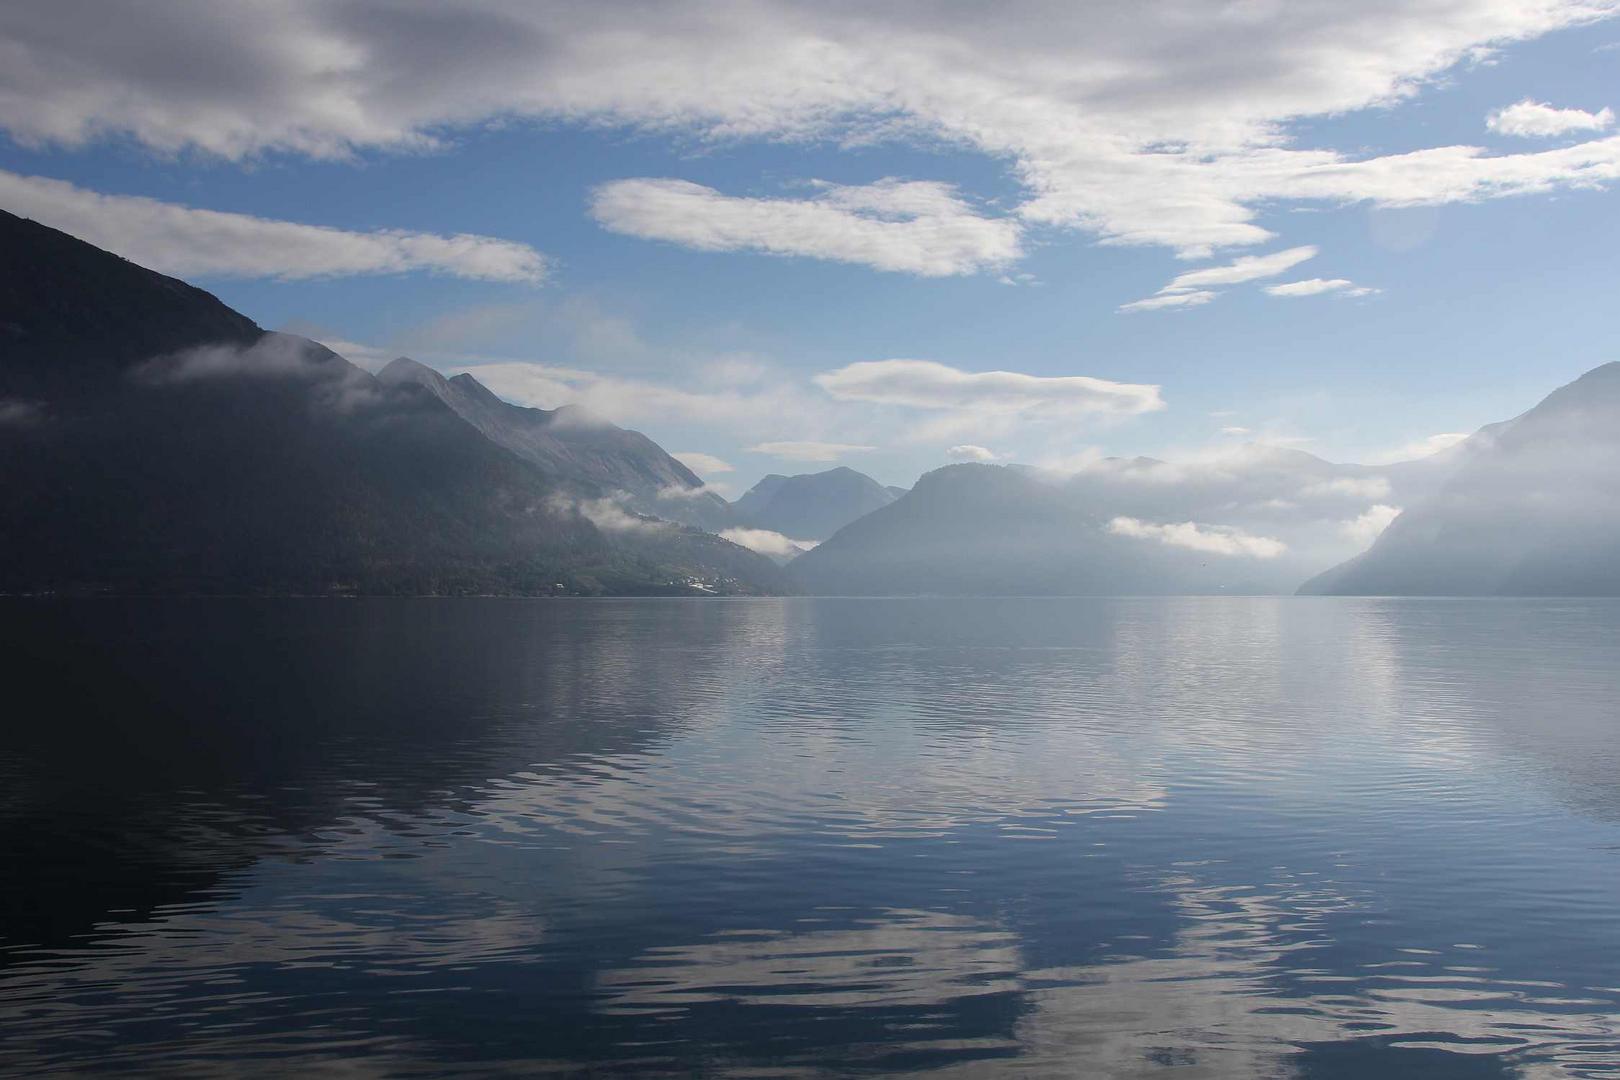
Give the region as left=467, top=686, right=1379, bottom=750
left=377, top=357, right=730, bottom=530
left=732, top=466, right=903, bottom=542
left=0, top=209, right=781, bottom=596
left=790, top=448, right=1453, bottom=596
left=1302, top=363, right=1620, bottom=596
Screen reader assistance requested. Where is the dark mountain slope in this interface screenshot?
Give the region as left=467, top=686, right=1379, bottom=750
left=0, top=209, right=260, bottom=399
left=376, top=357, right=730, bottom=530
left=0, top=209, right=780, bottom=595
left=1301, top=362, right=1620, bottom=596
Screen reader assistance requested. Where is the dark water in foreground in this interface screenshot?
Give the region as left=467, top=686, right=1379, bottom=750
left=3, top=598, right=1620, bottom=1078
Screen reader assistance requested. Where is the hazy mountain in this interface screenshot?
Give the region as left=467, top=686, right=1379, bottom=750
left=790, top=448, right=1453, bottom=596
left=377, top=357, right=730, bottom=530
left=0, top=209, right=781, bottom=596
left=1301, top=363, right=1620, bottom=596
left=732, top=466, right=902, bottom=541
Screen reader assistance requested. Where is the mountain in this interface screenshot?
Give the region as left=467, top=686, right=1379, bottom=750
left=1301, top=363, right=1620, bottom=596
left=377, top=357, right=731, bottom=530
left=0, top=210, right=259, bottom=399
left=732, top=466, right=902, bottom=541
left=0, top=208, right=782, bottom=596
left=789, top=448, right=1451, bottom=596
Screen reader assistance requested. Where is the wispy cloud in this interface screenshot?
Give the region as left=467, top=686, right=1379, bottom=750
left=947, top=444, right=1001, bottom=462
left=548, top=493, right=666, bottom=534
left=590, top=178, right=1021, bottom=277
left=719, top=527, right=816, bottom=558
left=816, top=360, right=1163, bottom=417
left=1118, top=290, right=1219, bottom=314
left=1264, top=278, right=1378, bottom=298
left=0, top=170, right=549, bottom=283
left=1162, top=247, right=1319, bottom=293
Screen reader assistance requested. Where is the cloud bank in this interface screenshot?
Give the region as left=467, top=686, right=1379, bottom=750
left=4, top=1, right=1618, bottom=269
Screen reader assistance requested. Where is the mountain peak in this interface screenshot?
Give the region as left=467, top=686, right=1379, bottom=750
left=378, top=355, right=444, bottom=382
left=733, top=465, right=902, bottom=541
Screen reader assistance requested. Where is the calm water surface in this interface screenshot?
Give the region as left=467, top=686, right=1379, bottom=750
left=3, top=597, right=1620, bottom=1077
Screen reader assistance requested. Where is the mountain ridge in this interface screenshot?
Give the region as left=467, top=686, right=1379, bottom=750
left=376, top=356, right=730, bottom=530
left=0, top=208, right=781, bottom=596
left=732, top=465, right=902, bottom=541
left=1301, top=361, right=1620, bottom=596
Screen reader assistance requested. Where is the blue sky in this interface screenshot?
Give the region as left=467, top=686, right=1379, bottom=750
left=2, top=2, right=1618, bottom=495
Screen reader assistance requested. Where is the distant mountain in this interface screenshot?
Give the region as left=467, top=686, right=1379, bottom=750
left=0, top=209, right=781, bottom=596
left=1301, top=363, right=1620, bottom=596
left=790, top=448, right=1451, bottom=596
left=732, top=466, right=902, bottom=541
left=378, top=357, right=730, bottom=530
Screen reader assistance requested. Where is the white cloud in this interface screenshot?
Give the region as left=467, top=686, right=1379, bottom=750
left=719, top=527, right=816, bottom=558
left=1161, top=246, right=1318, bottom=293
left=947, top=444, right=1001, bottom=462
left=816, top=360, right=1164, bottom=417
left=672, top=451, right=734, bottom=476
left=548, top=493, right=664, bottom=534
left=1341, top=503, right=1402, bottom=546
left=1123, top=245, right=1325, bottom=313
left=1118, top=291, right=1219, bottom=314
left=655, top=482, right=724, bottom=502
left=590, top=178, right=1020, bottom=277
left=1220, top=426, right=1252, bottom=436
left=4, top=3, right=1618, bottom=266
left=1488, top=99, right=1616, bottom=138
left=747, top=440, right=875, bottom=462
left=0, top=169, right=548, bottom=282
left=1108, top=516, right=1287, bottom=558
left=1373, top=431, right=1471, bottom=463
left=1264, top=278, right=1379, bottom=297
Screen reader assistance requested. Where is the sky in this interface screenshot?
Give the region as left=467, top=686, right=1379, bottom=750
left=2, top=1, right=1618, bottom=497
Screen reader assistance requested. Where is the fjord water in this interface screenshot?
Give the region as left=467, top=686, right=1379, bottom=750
left=4, top=599, right=1620, bottom=1077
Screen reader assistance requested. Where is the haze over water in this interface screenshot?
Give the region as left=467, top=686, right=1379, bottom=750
left=4, top=597, right=1620, bottom=1078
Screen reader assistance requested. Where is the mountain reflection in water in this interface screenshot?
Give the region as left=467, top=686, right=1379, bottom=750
left=3, top=597, right=1620, bottom=1078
